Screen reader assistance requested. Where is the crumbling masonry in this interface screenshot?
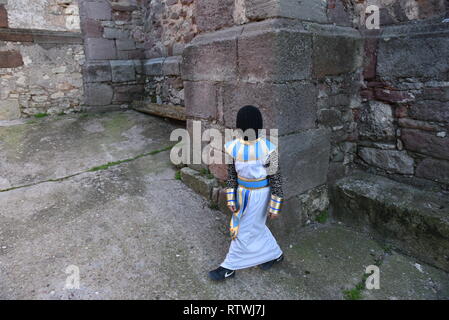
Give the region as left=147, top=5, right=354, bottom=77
left=0, top=1, right=448, bottom=271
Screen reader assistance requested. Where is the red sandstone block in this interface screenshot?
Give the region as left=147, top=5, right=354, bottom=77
left=360, top=89, right=374, bottom=101
left=209, top=163, right=227, bottom=182
left=374, top=88, right=414, bottom=103
left=81, top=18, right=103, bottom=38
left=0, top=32, right=33, bottom=42
left=402, top=129, right=449, bottom=161
left=0, top=50, right=24, bottom=68
left=363, top=37, right=379, bottom=80
left=0, top=5, right=8, bottom=28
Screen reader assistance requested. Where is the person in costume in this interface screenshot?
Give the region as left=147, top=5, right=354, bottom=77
left=208, top=105, right=285, bottom=281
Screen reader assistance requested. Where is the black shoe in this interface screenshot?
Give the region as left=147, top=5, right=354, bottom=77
left=208, top=266, right=235, bottom=281
left=259, top=254, right=284, bottom=271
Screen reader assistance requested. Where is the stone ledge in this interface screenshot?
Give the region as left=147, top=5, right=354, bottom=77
left=131, top=101, right=186, bottom=121
left=142, top=56, right=182, bottom=77
left=182, top=19, right=363, bottom=82
left=367, top=18, right=449, bottom=39
left=0, top=28, right=83, bottom=44
left=180, top=167, right=218, bottom=199
left=331, top=172, right=449, bottom=272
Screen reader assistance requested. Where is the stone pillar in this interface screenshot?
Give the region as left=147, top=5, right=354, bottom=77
left=183, top=0, right=364, bottom=240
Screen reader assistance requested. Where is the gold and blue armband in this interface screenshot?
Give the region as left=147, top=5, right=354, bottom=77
left=268, top=195, right=283, bottom=215
left=226, top=188, right=236, bottom=208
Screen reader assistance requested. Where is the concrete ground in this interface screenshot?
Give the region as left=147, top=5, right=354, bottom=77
left=0, top=110, right=448, bottom=300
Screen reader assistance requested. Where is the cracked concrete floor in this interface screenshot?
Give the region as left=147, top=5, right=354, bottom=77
left=1, top=110, right=448, bottom=300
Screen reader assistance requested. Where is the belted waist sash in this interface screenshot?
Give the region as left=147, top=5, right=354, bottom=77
left=237, top=177, right=269, bottom=189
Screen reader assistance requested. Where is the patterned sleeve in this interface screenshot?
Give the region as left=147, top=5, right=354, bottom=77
left=225, top=162, right=238, bottom=208
left=266, top=150, right=284, bottom=215
left=226, top=162, right=238, bottom=189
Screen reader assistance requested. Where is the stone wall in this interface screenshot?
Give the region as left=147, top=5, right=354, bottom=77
left=342, top=0, right=448, bottom=28
left=138, top=0, right=197, bottom=108
left=0, top=0, right=85, bottom=120
left=354, top=2, right=449, bottom=191
left=143, top=0, right=196, bottom=58
left=4, top=0, right=81, bottom=31
left=182, top=0, right=365, bottom=237
left=79, top=0, right=147, bottom=110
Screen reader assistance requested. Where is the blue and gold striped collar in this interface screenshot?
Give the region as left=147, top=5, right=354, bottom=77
left=224, top=137, right=276, bottom=162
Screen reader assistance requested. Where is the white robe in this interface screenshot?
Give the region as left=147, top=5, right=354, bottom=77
left=220, top=158, right=283, bottom=270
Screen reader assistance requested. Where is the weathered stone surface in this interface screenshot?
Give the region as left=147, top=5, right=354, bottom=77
left=332, top=173, right=449, bottom=272
left=84, top=1, right=112, bottom=20
left=116, top=39, right=136, bottom=51
left=103, top=27, right=130, bottom=40
left=83, top=61, right=112, bottom=83
left=327, top=0, right=351, bottom=26
left=113, top=84, right=144, bottom=103
left=313, top=33, right=363, bottom=78
left=377, top=34, right=449, bottom=80
left=271, top=185, right=329, bottom=240
left=0, top=110, right=181, bottom=190
left=184, top=81, right=217, bottom=120
left=85, top=83, right=113, bottom=106
left=6, top=0, right=80, bottom=31
left=358, top=101, right=395, bottom=141
left=180, top=167, right=217, bottom=199
left=81, top=18, right=103, bottom=38
left=0, top=42, right=84, bottom=117
left=317, top=108, right=343, bottom=128
left=279, top=128, right=331, bottom=199
left=363, top=33, right=380, bottom=80
left=402, top=129, right=449, bottom=161
left=408, top=100, right=449, bottom=124
left=0, top=50, right=23, bottom=68
left=363, top=251, right=449, bottom=300
left=398, top=118, right=442, bottom=132
left=182, top=26, right=241, bottom=81
left=0, top=99, right=20, bottom=120
left=221, top=81, right=318, bottom=136
left=162, top=56, right=181, bottom=76
left=85, top=38, right=117, bottom=60
left=416, top=158, right=449, bottom=185
left=195, top=0, right=234, bottom=32
left=0, top=4, right=8, bottom=28
left=143, top=57, right=164, bottom=76
left=0, top=29, right=34, bottom=42
left=238, top=20, right=313, bottom=81
left=117, top=49, right=144, bottom=60
left=246, top=0, right=328, bottom=23
left=208, top=162, right=227, bottom=182
left=374, top=88, right=415, bottom=104
left=110, top=0, right=138, bottom=11
left=131, top=101, right=186, bottom=121
left=110, top=60, right=136, bottom=82
left=358, top=148, right=414, bottom=175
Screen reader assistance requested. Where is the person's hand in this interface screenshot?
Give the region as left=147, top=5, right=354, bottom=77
left=269, top=213, right=280, bottom=220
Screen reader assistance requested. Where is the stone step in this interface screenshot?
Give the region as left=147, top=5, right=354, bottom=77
left=180, top=167, right=218, bottom=200
left=331, top=172, right=449, bottom=272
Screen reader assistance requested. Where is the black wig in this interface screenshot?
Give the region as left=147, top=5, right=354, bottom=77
left=236, top=105, right=263, bottom=141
